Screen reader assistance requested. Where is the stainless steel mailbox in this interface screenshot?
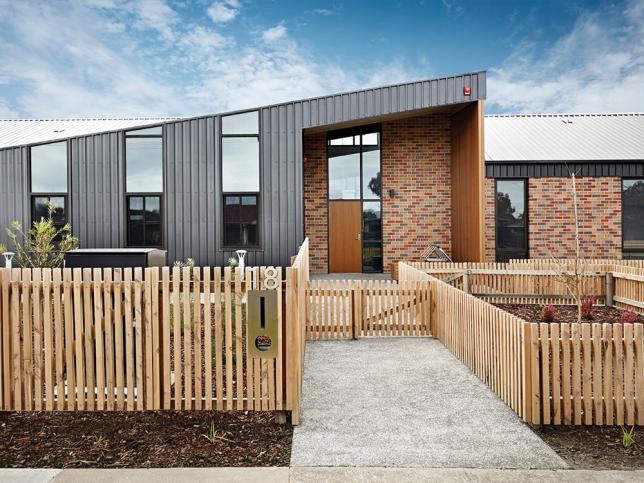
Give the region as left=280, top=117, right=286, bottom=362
left=247, top=289, right=279, bottom=358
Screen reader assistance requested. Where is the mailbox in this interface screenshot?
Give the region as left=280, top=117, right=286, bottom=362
left=247, top=289, right=279, bottom=358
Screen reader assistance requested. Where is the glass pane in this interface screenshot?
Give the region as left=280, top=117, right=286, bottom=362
left=31, top=142, right=67, bottom=192
left=222, top=111, right=259, bottom=135
left=224, top=223, right=241, bottom=246
left=126, top=126, right=162, bottom=136
left=328, top=148, right=360, bottom=199
left=145, top=222, right=162, bottom=246
left=241, top=223, right=258, bottom=245
left=363, top=202, right=382, bottom=241
left=126, top=137, right=163, bottom=192
left=496, top=180, right=526, bottom=256
left=128, top=196, right=144, bottom=222
left=32, top=196, right=65, bottom=224
left=223, top=195, right=241, bottom=223
left=222, top=137, right=260, bottom=192
left=362, top=147, right=380, bottom=199
left=145, top=196, right=161, bottom=222
left=240, top=196, right=258, bottom=223
left=363, top=241, right=383, bottom=273
left=362, top=132, right=378, bottom=145
left=128, top=221, right=145, bottom=246
left=623, top=179, right=644, bottom=251
left=329, top=136, right=354, bottom=146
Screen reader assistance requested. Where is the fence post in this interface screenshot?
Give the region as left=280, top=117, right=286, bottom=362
left=285, top=267, right=301, bottom=425
left=463, top=271, right=470, bottom=294
left=520, top=321, right=532, bottom=424
left=352, top=281, right=362, bottom=340
left=605, top=272, right=614, bottom=307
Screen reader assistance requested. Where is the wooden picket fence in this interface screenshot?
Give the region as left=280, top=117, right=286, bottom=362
left=399, top=262, right=644, bottom=426
left=306, top=280, right=431, bottom=340
left=0, top=258, right=310, bottom=419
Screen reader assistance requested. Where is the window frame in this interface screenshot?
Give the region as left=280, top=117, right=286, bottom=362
left=220, top=111, right=262, bottom=250
left=28, top=140, right=71, bottom=229
left=326, top=124, right=383, bottom=273
left=622, top=177, right=644, bottom=259
left=494, top=178, right=529, bottom=262
left=123, top=125, right=164, bottom=248
left=222, top=193, right=261, bottom=249
left=125, top=193, right=164, bottom=249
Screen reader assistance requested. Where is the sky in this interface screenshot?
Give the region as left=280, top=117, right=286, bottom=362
left=0, top=0, right=643, bottom=118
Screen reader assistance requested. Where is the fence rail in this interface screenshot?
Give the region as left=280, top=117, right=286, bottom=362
left=306, top=280, right=431, bottom=340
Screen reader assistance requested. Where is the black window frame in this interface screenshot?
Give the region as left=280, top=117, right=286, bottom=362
left=495, top=178, right=528, bottom=262
left=326, top=124, right=383, bottom=273
left=124, top=126, right=164, bottom=248
left=622, top=177, right=644, bottom=259
left=220, top=111, right=261, bottom=250
left=29, top=140, right=70, bottom=230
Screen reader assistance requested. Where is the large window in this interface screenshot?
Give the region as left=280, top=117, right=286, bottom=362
left=30, top=141, right=68, bottom=228
left=623, top=179, right=644, bottom=259
left=221, top=111, right=260, bottom=248
left=495, top=179, right=528, bottom=262
left=328, top=129, right=382, bottom=272
left=125, top=126, right=163, bottom=247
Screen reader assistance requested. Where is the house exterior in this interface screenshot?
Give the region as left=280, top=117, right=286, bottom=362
left=0, top=72, right=642, bottom=273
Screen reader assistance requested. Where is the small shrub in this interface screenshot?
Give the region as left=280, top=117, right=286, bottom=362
left=541, top=305, right=556, bottom=323
left=622, top=426, right=636, bottom=448
left=620, top=311, right=637, bottom=325
left=227, top=257, right=239, bottom=268
left=202, top=419, right=234, bottom=444
left=581, top=297, right=595, bottom=320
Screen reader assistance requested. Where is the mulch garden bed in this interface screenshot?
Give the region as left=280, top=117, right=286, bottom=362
left=494, top=303, right=644, bottom=325
left=536, top=425, right=644, bottom=470
left=0, top=410, right=292, bottom=468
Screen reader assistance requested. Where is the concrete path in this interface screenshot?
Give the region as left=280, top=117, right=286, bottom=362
left=3, top=467, right=644, bottom=483
left=291, top=338, right=567, bottom=469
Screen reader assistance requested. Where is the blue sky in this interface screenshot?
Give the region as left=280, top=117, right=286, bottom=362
left=0, top=0, right=643, bottom=118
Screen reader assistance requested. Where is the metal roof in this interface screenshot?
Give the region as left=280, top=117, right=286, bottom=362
left=0, top=117, right=177, bottom=149
left=485, top=113, right=644, bottom=162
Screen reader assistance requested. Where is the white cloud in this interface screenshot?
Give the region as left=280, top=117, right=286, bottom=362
left=0, top=97, right=17, bottom=118
left=262, top=24, right=287, bottom=43
left=129, top=0, right=179, bottom=41
left=207, top=1, right=239, bottom=23
left=488, top=0, right=644, bottom=113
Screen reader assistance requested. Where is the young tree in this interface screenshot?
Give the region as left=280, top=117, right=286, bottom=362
left=4, top=201, right=79, bottom=268
left=551, top=172, right=589, bottom=323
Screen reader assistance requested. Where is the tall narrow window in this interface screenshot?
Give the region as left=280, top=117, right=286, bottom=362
left=328, top=128, right=382, bottom=272
left=495, top=179, right=527, bottom=262
left=125, top=126, right=163, bottom=247
left=623, top=179, right=644, bottom=259
left=30, top=141, right=68, bottom=229
left=221, top=111, right=260, bottom=248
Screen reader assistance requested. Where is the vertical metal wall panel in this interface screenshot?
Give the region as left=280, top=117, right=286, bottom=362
left=70, top=132, right=123, bottom=248
left=0, top=147, right=29, bottom=249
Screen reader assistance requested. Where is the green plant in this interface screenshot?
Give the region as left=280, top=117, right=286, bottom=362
left=4, top=201, right=79, bottom=268
left=91, top=434, right=108, bottom=449
left=173, top=257, right=195, bottom=269
left=622, top=426, right=635, bottom=448
left=227, top=257, right=239, bottom=268
left=201, top=420, right=234, bottom=444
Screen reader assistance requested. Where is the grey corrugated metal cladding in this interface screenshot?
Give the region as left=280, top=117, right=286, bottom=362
left=0, top=71, right=486, bottom=265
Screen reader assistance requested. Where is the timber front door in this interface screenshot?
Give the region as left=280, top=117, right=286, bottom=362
left=327, top=127, right=383, bottom=273
left=329, top=201, right=362, bottom=273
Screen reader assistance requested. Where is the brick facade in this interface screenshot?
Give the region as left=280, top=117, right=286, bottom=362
left=484, top=176, right=623, bottom=261
left=303, top=113, right=452, bottom=273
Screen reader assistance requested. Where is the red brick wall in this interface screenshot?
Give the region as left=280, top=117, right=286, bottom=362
left=303, top=113, right=452, bottom=273
left=303, top=132, right=328, bottom=273
left=381, top=114, right=452, bottom=270
left=483, top=176, right=623, bottom=260
left=527, top=177, right=622, bottom=259
left=484, top=177, right=496, bottom=261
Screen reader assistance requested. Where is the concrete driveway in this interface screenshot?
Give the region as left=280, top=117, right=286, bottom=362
left=290, top=338, right=567, bottom=469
